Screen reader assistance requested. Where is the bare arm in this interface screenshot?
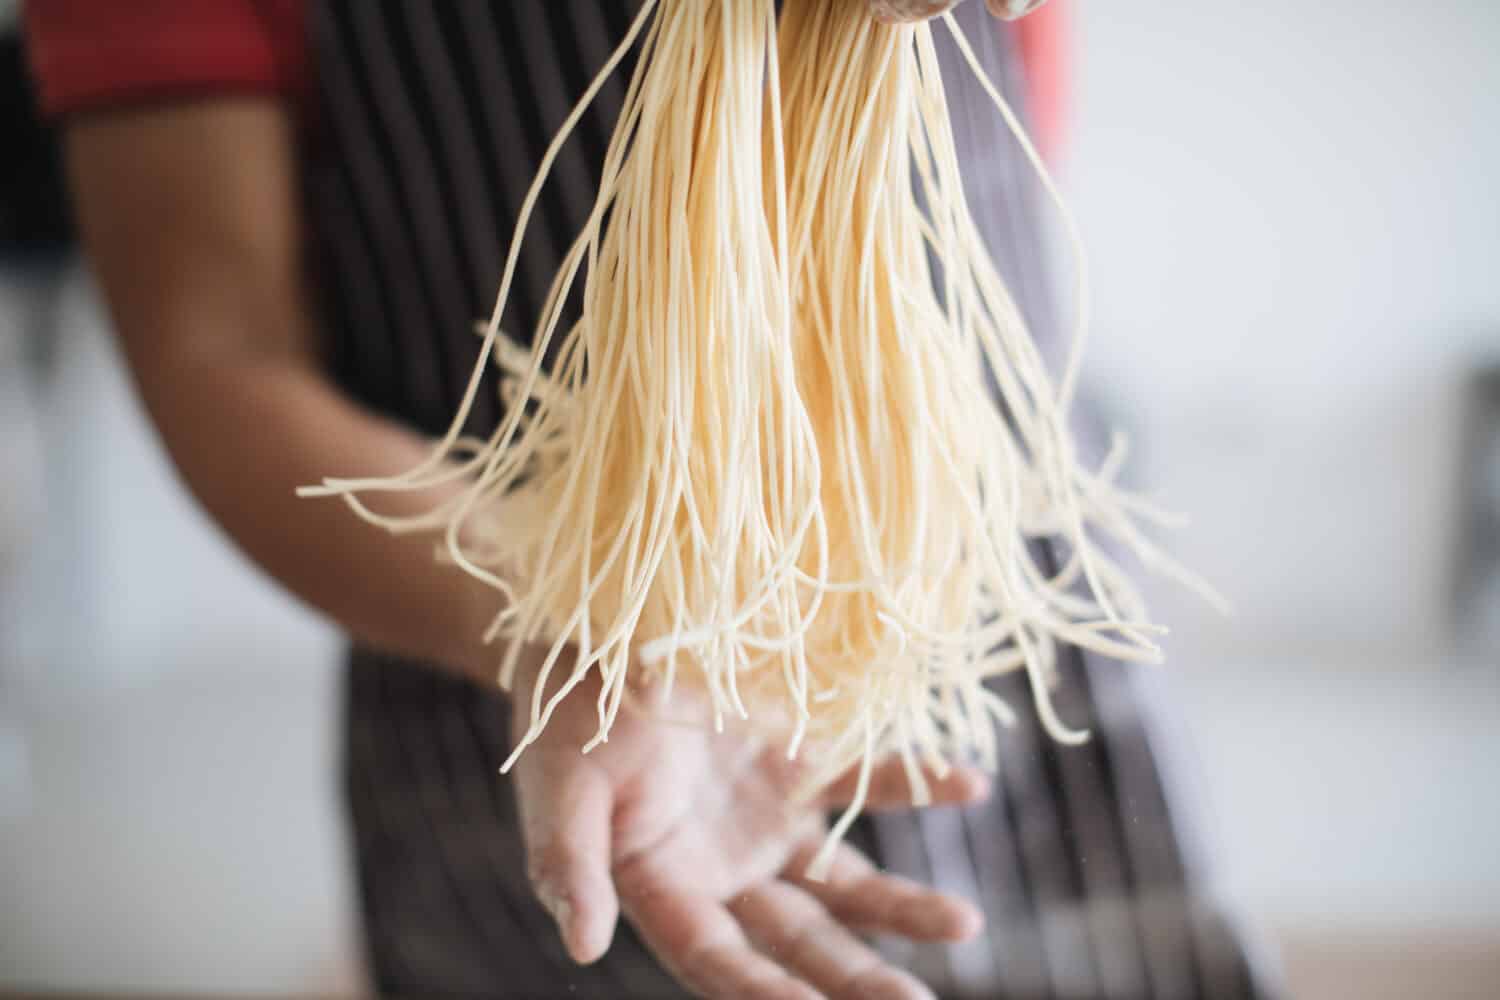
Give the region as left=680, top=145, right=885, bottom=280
left=65, top=99, right=494, bottom=682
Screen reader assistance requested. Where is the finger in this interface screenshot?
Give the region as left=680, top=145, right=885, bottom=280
left=786, top=841, right=983, bottom=943
left=819, top=760, right=990, bottom=812
left=986, top=0, right=1051, bottom=21
left=623, top=883, right=824, bottom=1000
left=517, top=764, right=618, bottom=964
left=731, top=882, right=935, bottom=1000
left=868, top=0, right=1049, bottom=25
left=868, top=0, right=961, bottom=25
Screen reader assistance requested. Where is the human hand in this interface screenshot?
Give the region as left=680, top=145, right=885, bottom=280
left=869, top=0, right=1050, bottom=25
left=509, top=647, right=991, bottom=999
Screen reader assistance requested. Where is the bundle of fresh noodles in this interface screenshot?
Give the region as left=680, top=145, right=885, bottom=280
left=301, top=0, right=1216, bottom=874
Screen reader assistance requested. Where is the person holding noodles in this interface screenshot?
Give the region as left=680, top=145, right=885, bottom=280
left=28, top=0, right=1277, bottom=995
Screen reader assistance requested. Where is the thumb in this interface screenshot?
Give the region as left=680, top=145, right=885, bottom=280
left=518, top=763, right=619, bottom=964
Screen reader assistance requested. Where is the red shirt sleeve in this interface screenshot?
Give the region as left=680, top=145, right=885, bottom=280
left=24, top=0, right=308, bottom=119
left=1014, top=0, right=1071, bottom=164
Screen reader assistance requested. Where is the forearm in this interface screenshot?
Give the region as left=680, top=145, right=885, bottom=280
left=134, top=347, right=498, bottom=683
left=64, top=101, right=499, bottom=685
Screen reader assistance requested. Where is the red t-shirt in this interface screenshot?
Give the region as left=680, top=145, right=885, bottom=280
left=27, top=0, right=1069, bottom=157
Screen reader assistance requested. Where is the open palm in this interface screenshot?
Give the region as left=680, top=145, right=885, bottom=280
left=510, top=653, right=989, bottom=999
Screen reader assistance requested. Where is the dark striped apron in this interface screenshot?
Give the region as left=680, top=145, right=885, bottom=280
left=306, top=3, right=1282, bottom=996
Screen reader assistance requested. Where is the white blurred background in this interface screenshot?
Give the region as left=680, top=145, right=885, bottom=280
left=3, top=0, right=1498, bottom=996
